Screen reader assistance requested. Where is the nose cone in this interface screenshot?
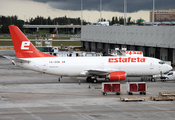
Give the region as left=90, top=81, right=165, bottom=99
left=168, top=65, right=173, bottom=71
left=162, top=64, right=173, bottom=73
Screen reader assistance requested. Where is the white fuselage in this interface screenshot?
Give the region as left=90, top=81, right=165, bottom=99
left=15, top=56, right=172, bottom=77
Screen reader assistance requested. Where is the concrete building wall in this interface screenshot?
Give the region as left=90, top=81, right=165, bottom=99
left=173, top=50, right=175, bottom=63
left=160, top=48, right=168, bottom=61
left=149, top=47, right=155, bottom=57
left=150, top=9, right=175, bottom=22
left=97, top=43, right=103, bottom=52
left=91, top=42, right=96, bottom=52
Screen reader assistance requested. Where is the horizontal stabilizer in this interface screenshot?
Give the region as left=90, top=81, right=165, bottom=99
left=14, top=59, right=30, bottom=63
left=3, top=56, right=30, bottom=63
left=3, top=56, right=16, bottom=60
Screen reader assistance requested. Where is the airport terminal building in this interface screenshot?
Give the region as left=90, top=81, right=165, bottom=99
left=80, top=26, right=175, bottom=63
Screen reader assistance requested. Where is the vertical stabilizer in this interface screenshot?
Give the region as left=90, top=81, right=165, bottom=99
left=9, top=25, right=55, bottom=58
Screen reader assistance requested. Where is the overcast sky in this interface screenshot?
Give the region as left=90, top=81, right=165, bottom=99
left=1, top=0, right=175, bottom=23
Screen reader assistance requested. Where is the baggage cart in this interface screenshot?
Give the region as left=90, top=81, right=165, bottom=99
left=126, top=82, right=147, bottom=95
left=120, top=97, right=145, bottom=102
left=159, top=92, right=175, bottom=96
left=102, top=82, right=121, bottom=95
left=150, top=96, right=174, bottom=101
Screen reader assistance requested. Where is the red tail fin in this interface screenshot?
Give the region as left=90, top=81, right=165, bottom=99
left=9, top=25, right=55, bottom=58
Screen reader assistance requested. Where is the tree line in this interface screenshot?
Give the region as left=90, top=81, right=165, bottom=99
left=0, top=15, right=24, bottom=33
left=98, top=16, right=135, bottom=25
left=0, top=15, right=85, bottom=33
left=0, top=15, right=136, bottom=33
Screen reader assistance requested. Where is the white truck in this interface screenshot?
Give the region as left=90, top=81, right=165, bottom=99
left=152, top=71, right=175, bottom=81
left=160, top=71, right=175, bottom=81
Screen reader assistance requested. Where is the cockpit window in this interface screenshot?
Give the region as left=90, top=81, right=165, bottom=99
left=159, top=61, right=165, bottom=64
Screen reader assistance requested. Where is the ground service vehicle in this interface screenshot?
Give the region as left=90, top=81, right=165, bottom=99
left=160, top=71, right=175, bottom=81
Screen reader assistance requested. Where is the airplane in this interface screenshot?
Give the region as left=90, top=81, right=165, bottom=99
left=7, top=25, right=172, bottom=83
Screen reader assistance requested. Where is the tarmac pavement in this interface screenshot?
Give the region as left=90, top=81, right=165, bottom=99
left=0, top=49, right=175, bottom=120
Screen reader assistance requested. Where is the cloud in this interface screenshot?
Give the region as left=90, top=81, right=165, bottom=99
left=0, top=0, right=150, bottom=22
left=30, top=0, right=175, bottom=12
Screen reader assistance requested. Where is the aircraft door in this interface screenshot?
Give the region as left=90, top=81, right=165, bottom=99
left=150, top=60, right=154, bottom=69
left=42, top=63, right=48, bottom=73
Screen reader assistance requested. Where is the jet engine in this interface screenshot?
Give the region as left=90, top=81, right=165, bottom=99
left=106, top=71, right=126, bottom=81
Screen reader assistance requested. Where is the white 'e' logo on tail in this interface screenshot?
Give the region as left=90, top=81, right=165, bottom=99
left=21, top=41, right=30, bottom=50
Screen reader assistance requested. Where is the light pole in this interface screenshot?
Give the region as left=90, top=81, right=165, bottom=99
left=53, top=15, right=55, bottom=25
left=41, top=17, right=42, bottom=25
left=81, top=0, right=83, bottom=26
left=11, top=17, right=12, bottom=25
left=124, top=0, right=127, bottom=26
left=152, top=0, right=155, bottom=26
left=23, top=15, right=25, bottom=25
left=100, top=0, right=102, bottom=22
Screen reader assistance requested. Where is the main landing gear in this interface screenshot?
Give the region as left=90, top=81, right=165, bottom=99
left=86, top=77, right=98, bottom=83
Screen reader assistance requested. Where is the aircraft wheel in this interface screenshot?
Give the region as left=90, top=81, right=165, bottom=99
left=151, top=78, right=155, bottom=82
left=162, top=78, right=168, bottom=82
left=86, top=77, right=92, bottom=82
left=116, top=92, right=120, bottom=95
left=92, top=79, right=98, bottom=83
left=165, top=77, right=168, bottom=81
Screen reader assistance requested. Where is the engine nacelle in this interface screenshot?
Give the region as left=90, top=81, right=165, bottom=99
left=106, top=71, right=126, bottom=81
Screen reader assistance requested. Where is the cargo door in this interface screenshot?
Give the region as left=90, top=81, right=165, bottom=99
left=104, top=84, right=111, bottom=92
left=130, top=83, right=137, bottom=92
left=112, top=84, right=120, bottom=92
left=138, top=83, right=146, bottom=91
left=150, top=60, right=154, bottom=69
left=42, top=63, right=48, bottom=73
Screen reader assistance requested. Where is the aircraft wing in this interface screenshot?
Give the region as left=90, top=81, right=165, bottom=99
left=80, top=69, right=120, bottom=76
left=87, top=70, right=109, bottom=76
